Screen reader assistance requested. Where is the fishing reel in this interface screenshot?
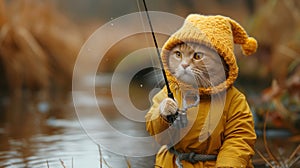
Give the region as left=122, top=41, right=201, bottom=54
left=165, top=91, right=199, bottom=129
left=166, top=110, right=188, bottom=129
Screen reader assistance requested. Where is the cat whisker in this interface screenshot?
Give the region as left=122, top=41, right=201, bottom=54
left=195, top=73, right=213, bottom=88
left=192, top=68, right=226, bottom=87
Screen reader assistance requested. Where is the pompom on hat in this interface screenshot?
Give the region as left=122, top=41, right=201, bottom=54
left=161, top=14, right=258, bottom=95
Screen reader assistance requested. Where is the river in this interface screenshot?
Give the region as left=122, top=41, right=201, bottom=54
left=0, top=73, right=156, bottom=168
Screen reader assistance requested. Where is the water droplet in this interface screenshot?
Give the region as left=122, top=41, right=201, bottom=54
left=38, top=101, right=49, bottom=113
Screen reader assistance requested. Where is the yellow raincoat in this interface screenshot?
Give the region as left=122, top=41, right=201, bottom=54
left=145, top=14, right=258, bottom=167
left=145, top=87, right=256, bottom=167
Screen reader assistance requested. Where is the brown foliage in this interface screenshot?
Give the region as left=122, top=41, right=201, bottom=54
left=0, top=0, right=83, bottom=94
left=250, top=0, right=300, bottom=86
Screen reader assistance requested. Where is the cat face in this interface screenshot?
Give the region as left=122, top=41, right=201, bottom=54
left=167, top=42, right=228, bottom=88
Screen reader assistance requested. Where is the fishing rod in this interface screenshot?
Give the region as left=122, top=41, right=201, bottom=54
left=141, top=0, right=177, bottom=123
left=141, top=0, right=174, bottom=100
left=142, top=0, right=187, bottom=125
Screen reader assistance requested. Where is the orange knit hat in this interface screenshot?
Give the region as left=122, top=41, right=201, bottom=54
left=161, top=14, right=258, bottom=95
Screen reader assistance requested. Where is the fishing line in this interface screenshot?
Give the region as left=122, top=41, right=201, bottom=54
left=135, top=0, right=162, bottom=89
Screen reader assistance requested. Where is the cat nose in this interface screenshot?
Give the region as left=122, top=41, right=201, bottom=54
left=181, top=64, right=189, bottom=69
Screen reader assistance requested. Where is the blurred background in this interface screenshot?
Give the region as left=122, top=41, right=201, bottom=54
left=0, top=0, right=299, bottom=167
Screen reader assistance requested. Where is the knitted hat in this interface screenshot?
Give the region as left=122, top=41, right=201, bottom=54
left=161, top=14, right=258, bottom=95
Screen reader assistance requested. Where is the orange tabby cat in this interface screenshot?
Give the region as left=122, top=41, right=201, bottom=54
left=167, top=42, right=228, bottom=88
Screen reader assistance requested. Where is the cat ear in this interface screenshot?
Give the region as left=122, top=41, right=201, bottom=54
left=228, top=17, right=258, bottom=56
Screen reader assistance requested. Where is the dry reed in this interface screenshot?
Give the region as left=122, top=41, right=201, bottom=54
left=46, top=160, right=50, bottom=168
left=97, top=144, right=113, bottom=168
left=256, top=110, right=300, bottom=167
left=0, top=0, right=83, bottom=95
left=59, top=159, right=67, bottom=168
left=125, top=156, right=131, bottom=168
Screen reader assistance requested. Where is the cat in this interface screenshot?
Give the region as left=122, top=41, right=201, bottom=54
left=167, top=42, right=229, bottom=89
left=146, top=14, right=257, bottom=168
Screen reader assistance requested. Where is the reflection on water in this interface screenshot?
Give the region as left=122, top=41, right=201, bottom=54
left=0, top=79, right=156, bottom=168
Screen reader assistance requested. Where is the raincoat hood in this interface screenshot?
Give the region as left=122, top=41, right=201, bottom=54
left=161, top=14, right=258, bottom=95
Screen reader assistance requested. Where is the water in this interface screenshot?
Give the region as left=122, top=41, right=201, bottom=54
left=0, top=73, right=298, bottom=167
left=0, top=78, right=156, bottom=168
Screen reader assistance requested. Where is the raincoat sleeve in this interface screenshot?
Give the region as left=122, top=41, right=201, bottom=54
left=145, top=88, right=173, bottom=145
left=216, top=91, right=256, bottom=167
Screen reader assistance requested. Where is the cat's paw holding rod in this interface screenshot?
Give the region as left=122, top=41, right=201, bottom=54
left=159, top=98, right=178, bottom=117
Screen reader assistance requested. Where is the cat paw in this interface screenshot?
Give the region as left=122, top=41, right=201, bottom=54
left=159, top=98, right=178, bottom=116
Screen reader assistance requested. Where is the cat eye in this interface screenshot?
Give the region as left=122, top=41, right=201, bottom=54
left=193, top=52, right=204, bottom=60
left=174, top=51, right=182, bottom=58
